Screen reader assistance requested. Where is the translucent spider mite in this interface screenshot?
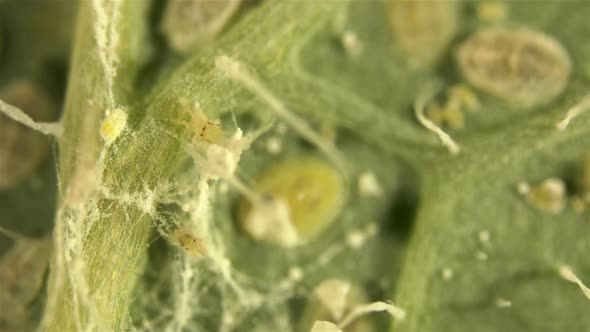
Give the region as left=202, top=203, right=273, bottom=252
left=178, top=100, right=225, bottom=145
left=172, top=229, right=207, bottom=257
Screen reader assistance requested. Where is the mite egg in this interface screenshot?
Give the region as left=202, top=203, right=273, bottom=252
left=0, top=81, right=54, bottom=189
left=425, top=84, right=480, bottom=130
left=160, top=0, right=242, bottom=54
left=238, top=157, right=346, bottom=247
left=388, top=0, right=459, bottom=66
left=519, top=178, right=566, bottom=214
left=99, top=108, right=127, bottom=144
left=457, top=27, right=571, bottom=108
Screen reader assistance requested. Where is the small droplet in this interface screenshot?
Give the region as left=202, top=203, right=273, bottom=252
left=341, top=31, right=363, bottom=58
left=517, top=181, right=530, bottom=195
left=346, top=229, right=366, bottom=249
left=357, top=172, right=382, bottom=197
left=288, top=266, right=303, bottom=282
left=476, top=250, right=488, bottom=261
left=495, top=297, right=512, bottom=308
left=478, top=230, right=490, bottom=244
left=442, top=267, right=454, bottom=281
left=265, top=136, right=282, bottom=154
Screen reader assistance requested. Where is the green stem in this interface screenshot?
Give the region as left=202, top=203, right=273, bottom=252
left=42, top=1, right=347, bottom=331
left=43, top=1, right=152, bottom=330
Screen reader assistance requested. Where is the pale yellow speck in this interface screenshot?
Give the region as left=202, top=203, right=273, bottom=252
left=99, top=108, right=127, bottom=144
left=477, top=2, right=508, bottom=23
left=448, top=84, right=481, bottom=112
left=478, top=230, right=490, bottom=244
left=476, top=251, right=488, bottom=261
left=495, top=297, right=512, bottom=308
left=525, top=178, right=566, bottom=214
left=442, top=267, right=454, bottom=281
